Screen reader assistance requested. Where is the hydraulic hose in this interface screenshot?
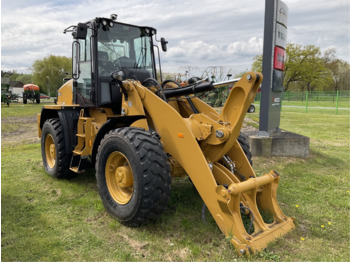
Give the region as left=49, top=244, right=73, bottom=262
left=163, top=82, right=214, bottom=99
left=142, top=78, right=167, bottom=101
left=240, top=206, right=254, bottom=235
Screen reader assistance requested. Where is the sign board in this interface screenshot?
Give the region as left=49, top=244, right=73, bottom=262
left=274, top=46, right=285, bottom=70
left=275, top=23, right=287, bottom=48
left=272, top=69, right=284, bottom=92
left=259, top=0, right=288, bottom=133
left=277, top=0, right=288, bottom=26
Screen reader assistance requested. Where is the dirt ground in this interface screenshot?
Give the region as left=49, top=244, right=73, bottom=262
left=241, top=117, right=258, bottom=132
left=1, top=114, right=258, bottom=147
left=1, top=116, right=40, bottom=146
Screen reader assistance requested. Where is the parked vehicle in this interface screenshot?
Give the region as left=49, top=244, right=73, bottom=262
left=23, top=84, right=40, bottom=104
left=40, top=93, right=50, bottom=99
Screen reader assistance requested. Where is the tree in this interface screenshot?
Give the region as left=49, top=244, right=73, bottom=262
left=1, top=70, right=32, bottom=85
left=324, top=48, right=350, bottom=91
left=31, top=55, right=72, bottom=95
left=251, top=43, right=334, bottom=91
left=1, top=70, right=16, bottom=78
left=251, top=54, right=262, bottom=73
left=285, top=44, right=333, bottom=91
left=15, top=74, right=32, bottom=84
left=1, top=70, right=20, bottom=81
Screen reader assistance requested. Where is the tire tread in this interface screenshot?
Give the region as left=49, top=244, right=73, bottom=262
left=42, top=118, right=72, bottom=178
left=96, top=127, right=171, bottom=226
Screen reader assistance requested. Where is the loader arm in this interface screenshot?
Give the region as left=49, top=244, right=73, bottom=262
left=124, top=72, right=294, bottom=255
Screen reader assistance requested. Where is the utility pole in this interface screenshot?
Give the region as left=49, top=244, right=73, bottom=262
left=46, top=76, right=50, bottom=97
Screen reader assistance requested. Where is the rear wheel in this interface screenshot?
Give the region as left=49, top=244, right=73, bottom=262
left=96, top=127, right=171, bottom=226
left=23, top=98, right=27, bottom=104
left=238, top=134, right=253, bottom=166
left=41, top=118, right=72, bottom=178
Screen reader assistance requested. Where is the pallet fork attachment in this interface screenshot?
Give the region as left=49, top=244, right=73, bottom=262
left=127, top=72, right=295, bottom=255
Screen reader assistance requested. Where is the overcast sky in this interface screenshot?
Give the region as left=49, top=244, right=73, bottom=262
left=1, top=0, right=349, bottom=78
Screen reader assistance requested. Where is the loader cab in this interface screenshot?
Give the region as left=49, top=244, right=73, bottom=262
left=69, top=17, right=159, bottom=112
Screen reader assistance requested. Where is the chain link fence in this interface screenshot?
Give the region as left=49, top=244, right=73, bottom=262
left=254, top=91, right=350, bottom=114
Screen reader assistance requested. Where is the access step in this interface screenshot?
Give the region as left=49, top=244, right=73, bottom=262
left=70, top=155, right=88, bottom=173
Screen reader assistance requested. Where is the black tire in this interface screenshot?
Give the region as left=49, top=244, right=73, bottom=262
left=23, top=98, right=27, bottom=104
left=95, top=127, right=171, bottom=226
left=41, top=118, right=72, bottom=178
left=238, top=134, right=253, bottom=166
left=36, top=98, right=40, bottom=104
left=247, top=104, right=255, bottom=113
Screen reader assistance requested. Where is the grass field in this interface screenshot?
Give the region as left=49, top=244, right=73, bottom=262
left=1, top=102, right=350, bottom=261
left=282, top=100, right=350, bottom=109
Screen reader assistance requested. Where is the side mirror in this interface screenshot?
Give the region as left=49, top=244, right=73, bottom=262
left=161, top=37, right=168, bottom=52
left=72, top=23, right=87, bottom=39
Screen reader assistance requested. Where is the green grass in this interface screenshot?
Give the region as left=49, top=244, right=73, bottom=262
left=1, top=103, right=45, bottom=118
left=2, top=102, right=350, bottom=261
left=245, top=108, right=350, bottom=261
left=253, top=103, right=349, bottom=116
left=1, top=144, right=234, bottom=261
left=281, top=100, right=350, bottom=109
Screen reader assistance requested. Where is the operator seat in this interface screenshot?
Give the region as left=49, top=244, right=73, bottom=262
left=98, top=51, right=113, bottom=76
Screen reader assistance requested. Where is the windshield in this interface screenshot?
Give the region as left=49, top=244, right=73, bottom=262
left=97, top=23, right=155, bottom=78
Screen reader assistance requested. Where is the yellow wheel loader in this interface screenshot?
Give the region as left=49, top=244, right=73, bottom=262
left=38, top=15, right=295, bottom=255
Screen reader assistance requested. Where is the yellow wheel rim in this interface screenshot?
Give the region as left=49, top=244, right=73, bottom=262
left=105, top=151, right=134, bottom=205
left=45, top=134, right=56, bottom=168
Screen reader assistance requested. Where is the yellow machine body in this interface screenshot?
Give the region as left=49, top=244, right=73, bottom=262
left=38, top=72, right=295, bottom=254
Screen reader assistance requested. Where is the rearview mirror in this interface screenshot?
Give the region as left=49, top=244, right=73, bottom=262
left=161, top=37, right=168, bottom=52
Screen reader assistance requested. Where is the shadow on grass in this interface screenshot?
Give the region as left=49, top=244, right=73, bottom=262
left=69, top=166, right=97, bottom=185
left=139, top=178, right=228, bottom=248
left=308, top=147, right=347, bottom=168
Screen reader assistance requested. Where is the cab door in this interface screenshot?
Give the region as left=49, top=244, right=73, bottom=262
left=72, top=28, right=94, bottom=106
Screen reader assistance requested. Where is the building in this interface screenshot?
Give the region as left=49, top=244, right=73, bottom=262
left=9, top=81, right=24, bottom=96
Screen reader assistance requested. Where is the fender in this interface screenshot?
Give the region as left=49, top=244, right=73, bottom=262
left=39, top=108, right=80, bottom=154
left=91, top=115, right=146, bottom=164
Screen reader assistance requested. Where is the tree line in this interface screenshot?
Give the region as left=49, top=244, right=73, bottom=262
left=252, top=43, right=349, bottom=92
left=1, top=55, right=72, bottom=96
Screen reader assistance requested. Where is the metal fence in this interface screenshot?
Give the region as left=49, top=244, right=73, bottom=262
left=254, top=91, right=350, bottom=114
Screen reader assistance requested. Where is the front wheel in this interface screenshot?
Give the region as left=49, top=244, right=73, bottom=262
left=41, top=118, right=72, bottom=178
left=95, top=127, right=171, bottom=226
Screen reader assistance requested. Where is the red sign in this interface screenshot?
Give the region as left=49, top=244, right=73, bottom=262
left=274, top=46, right=285, bottom=71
